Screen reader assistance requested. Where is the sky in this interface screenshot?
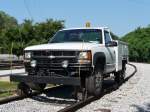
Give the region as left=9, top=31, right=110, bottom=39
left=0, top=0, right=150, bottom=37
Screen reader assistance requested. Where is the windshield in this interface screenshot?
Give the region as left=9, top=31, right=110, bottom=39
left=49, top=29, right=102, bottom=44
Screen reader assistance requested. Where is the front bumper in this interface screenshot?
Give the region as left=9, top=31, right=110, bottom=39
left=25, top=62, right=92, bottom=76
left=10, top=75, right=81, bottom=86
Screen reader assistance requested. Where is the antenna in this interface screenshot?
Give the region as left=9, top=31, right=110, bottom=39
left=78, top=39, right=84, bottom=80
left=10, top=42, right=13, bottom=75
left=23, top=0, right=33, bottom=20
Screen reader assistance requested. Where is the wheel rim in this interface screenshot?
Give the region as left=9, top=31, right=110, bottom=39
left=122, top=66, right=126, bottom=80
left=122, top=72, right=125, bottom=79
left=95, top=71, right=102, bottom=90
left=25, top=87, right=32, bottom=95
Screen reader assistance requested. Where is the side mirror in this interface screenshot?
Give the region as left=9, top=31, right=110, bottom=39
left=106, top=41, right=117, bottom=47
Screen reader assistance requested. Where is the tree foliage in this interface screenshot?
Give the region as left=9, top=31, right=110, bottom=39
left=0, top=11, right=18, bottom=31
left=0, top=11, right=64, bottom=56
left=110, top=32, right=119, bottom=40
left=121, top=26, right=150, bottom=63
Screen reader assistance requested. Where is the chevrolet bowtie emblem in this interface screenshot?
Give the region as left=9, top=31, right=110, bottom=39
left=49, top=55, right=55, bottom=59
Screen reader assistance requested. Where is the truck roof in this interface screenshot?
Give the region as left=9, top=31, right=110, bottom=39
left=60, top=27, right=110, bottom=32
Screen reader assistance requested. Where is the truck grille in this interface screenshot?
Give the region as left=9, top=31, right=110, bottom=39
left=28, top=51, right=79, bottom=76
left=32, top=50, right=78, bottom=67
left=33, top=50, right=78, bottom=57
left=37, top=58, right=77, bottom=65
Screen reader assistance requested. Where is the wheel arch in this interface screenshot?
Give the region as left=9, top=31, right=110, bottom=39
left=93, top=52, right=106, bottom=71
left=122, top=59, right=127, bottom=65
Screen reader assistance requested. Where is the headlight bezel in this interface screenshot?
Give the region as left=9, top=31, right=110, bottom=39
left=78, top=51, right=92, bottom=61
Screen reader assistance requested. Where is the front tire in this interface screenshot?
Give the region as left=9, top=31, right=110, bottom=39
left=86, top=66, right=103, bottom=96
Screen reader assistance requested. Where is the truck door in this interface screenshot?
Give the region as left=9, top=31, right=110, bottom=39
left=104, top=31, right=116, bottom=72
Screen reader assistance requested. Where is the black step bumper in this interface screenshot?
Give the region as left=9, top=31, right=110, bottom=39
left=10, top=75, right=81, bottom=86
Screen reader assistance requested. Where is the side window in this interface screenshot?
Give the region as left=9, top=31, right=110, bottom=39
left=104, top=31, right=111, bottom=44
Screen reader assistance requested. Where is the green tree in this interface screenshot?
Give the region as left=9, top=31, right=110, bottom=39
left=121, top=26, right=150, bottom=63
left=0, top=11, right=18, bottom=54
left=110, top=32, right=119, bottom=40
left=34, top=19, right=65, bottom=43
left=0, top=11, right=65, bottom=57
left=0, top=11, right=17, bottom=31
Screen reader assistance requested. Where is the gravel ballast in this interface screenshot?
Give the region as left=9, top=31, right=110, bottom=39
left=0, top=63, right=150, bottom=112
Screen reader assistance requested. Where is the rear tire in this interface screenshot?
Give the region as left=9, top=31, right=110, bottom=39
left=86, top=66, right=103, bottom=96
left=115, top=63, right=126, bottom=84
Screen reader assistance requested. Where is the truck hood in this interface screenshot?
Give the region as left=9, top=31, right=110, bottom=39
left=25, top=42, right=99, bottom=51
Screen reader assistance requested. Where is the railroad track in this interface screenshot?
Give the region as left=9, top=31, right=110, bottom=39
left=0, top=63, right=137, bottom=112
left=0, top=61, right=24, bottom=70
left=58, top=63, right=137, bottom=112
left=0, top=85, right=65, bottom=105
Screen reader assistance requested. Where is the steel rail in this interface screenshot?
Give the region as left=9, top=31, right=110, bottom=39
left=0, top=85, right=63, bottom=105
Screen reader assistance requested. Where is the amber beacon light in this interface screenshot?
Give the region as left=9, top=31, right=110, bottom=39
left=85, top=22, right=91, bottom=27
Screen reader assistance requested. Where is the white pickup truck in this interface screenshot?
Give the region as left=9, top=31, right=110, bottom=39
left=11, top=27, right=128, bottom=100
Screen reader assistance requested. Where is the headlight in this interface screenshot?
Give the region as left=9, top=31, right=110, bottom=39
left=24, top=52, right=31, bottom=59
left=78, top=51, right=92, bottom=61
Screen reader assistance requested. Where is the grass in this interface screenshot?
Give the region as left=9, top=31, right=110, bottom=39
left=0, top=91, right=15, bottom=98
left=0, top=82, right=55, bottom=99
left=0, top=81, right=18, bottom=98
left=0, top=81, right=17, bottom=90
left=0, top=81, right=56, bottom=99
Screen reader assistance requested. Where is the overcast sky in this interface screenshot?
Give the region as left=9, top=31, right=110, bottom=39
left=0, top=0, right=150, bottom=37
